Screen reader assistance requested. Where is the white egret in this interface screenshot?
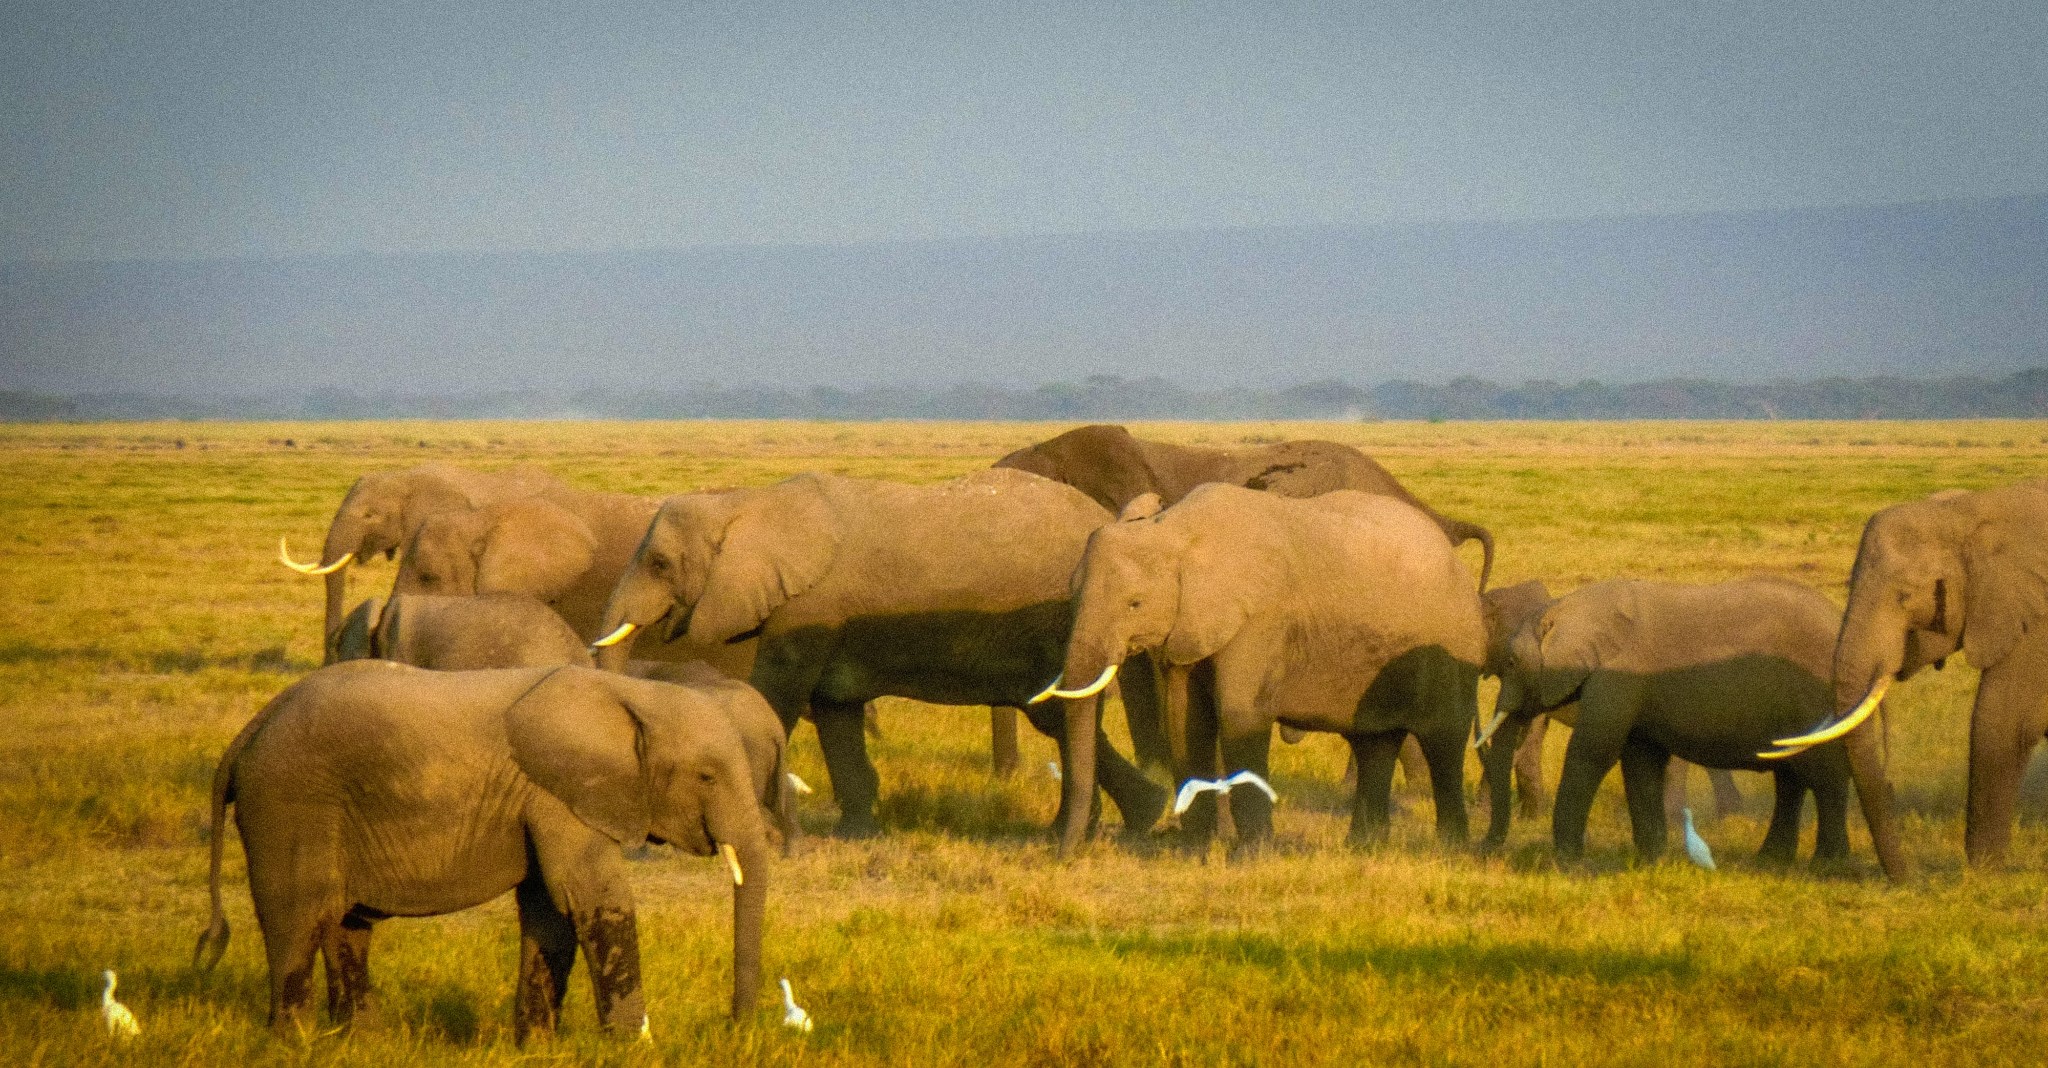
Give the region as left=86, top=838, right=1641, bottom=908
left=101, top=970, right=139, bottom=1039
left=1171, top=770, right=1278, bottom=815
left=780, top=978, right=813, bottom=1033
left=1682, top=808, right=1716, bottom=870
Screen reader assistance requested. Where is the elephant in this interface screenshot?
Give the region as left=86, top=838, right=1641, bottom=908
left=593, top=469, right=1169, bottom=841
left=1477, top=580, right=1744, bottom=827
left=994, top=423, right=1495, bottom=588
left=278, top=463, right=562, bottom=658
left=1479, top=575, right=1903, bottom=879
left=331, top=592, right=595, bottom=669
left=1057, top=485, right=1486, bottom=855
left=1822, top=478, right=2048, bottom=867
left=194, top=662, right=772, bottom=1037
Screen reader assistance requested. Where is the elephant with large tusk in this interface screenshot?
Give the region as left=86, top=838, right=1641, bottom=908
left=593, top=469, right=1169, bottom=843
left=281, top=463, right=563, bottom=660
left=1820, top=478, right=2048, bottom=869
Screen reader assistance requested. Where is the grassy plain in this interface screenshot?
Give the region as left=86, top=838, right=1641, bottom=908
left=3, top=419, right=2048, bottom=1066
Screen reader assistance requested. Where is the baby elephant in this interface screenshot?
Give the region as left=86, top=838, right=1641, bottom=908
left=1483, top=576, right=1892, bottom=870
left=195, top=663, right=775, bottom=1038
left=330, top=592, right=593, bottom=669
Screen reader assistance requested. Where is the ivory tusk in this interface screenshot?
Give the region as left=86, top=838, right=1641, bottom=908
left=720, top=842, right=744, bottom=887
left=1766, top=677, right=1892, bottom=754
left=1034, top=664, right=1118, bottom=702
left=1027, top=674, right=1065, bottom=705
left=1471, top=707, right=1510, bottom=750
left=786, top=772, right=814, bottom=796
left=279, top=537, right=352, bottom=576
left=590, top=622, right=637, bottom=648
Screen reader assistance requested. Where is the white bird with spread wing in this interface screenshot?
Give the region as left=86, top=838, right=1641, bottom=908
left=1172, top=770, right=1278, bottom=815
left=780, top=978, right=813, bottom=1033
left=101, top=970, right=139, bottom=1039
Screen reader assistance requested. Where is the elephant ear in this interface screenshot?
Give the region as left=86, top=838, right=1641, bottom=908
left=1530, top=593, right=1626, bottom=709
left=332, top=597, right=385, bottom=660
left=1162, top=532, right=1282, bottom=664
left=476, top=499, right=597, bottom=602
left=1962, top=519, right=2048, bottom=670
left=505, top=669, right=651, bottom=845
left=1119, top=493, right=1164, bottom=521
left=688, top=478, right=842, bottom=645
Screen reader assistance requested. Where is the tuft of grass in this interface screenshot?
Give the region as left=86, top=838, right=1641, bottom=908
left=2, top=419, right=2047, bottom=1064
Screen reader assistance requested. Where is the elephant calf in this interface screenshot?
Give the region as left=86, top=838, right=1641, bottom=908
left=331, top=592, right=594, bottom=669
left=1484, top=576, right=1898, bottom=874
left=196, top=663, right=774, bottom=1037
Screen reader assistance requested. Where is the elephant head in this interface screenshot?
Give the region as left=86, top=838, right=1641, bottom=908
left=1053, top=495, right=1286, bottom=853
left=283, top=468, right=472, bottom=659
left=393, top=498, right=598, bottom=607
left=1831, top=481, right=2048, bottom=865
left=505, top=667, right=770, bottom=1017
left=594, top=480, right=840, bottom=669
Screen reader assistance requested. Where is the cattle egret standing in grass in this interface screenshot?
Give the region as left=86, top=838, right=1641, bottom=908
left=780, top=978, right=813, bottom=1033
left=1047, top=760, right=1062, bottom=781
left=1683, top=808, right=1716, bottom=870
left=101, top=970, right=138, bottom=1039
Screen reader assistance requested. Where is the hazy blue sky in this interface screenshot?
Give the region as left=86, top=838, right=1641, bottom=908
left=6, top=0, right=2046, bottom=264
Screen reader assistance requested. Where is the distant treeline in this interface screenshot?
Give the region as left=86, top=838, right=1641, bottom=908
left=5, top=369, right=2047, bottom=422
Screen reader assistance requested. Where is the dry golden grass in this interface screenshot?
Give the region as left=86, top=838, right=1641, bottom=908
left=4, top=419, right=2048, bottom=1065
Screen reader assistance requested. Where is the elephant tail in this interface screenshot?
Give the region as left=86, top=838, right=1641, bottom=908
left=1442, top=517, right=1496, bottom=592
left=194, top=699, right=278, bottom=972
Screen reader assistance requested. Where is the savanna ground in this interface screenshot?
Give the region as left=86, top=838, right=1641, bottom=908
left=4, top=419, right=2048, bottom=1066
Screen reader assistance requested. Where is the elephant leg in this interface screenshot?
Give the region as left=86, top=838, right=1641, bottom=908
left=1117, top=653, right=1173, bottom=775
left=1811, top=768, right=1851, bottom=864
left=1220, top=725, right=1275, bottom=853
left=1552, top=738, right=1621, bottom=865
left=321, top=911, right=375, bottom=1027
left=514, top=877, right=579, bottom=1043
left=1757, top=768, right=1804, bottom=868
left=1617, top=738, right=1671, bottom=863
left=990, top=706, right=1021, bottom=778
left=1515, top=715, right=1550, bottom=819
left=1709, top=768, right=1745, bottom=818
left=254, top=890, right=335, bottom=1034
left=1662, top=759, right=1690, bottom=825
left=531, top=832, right=645, bottom=1036
left=814, top=699, right=883, bottom=839
left=1964, top=662, right=2048, bottom=866
left=1416, top=725, right=1471, bottom=847
left=1345, top=731, right=1405, bottom=847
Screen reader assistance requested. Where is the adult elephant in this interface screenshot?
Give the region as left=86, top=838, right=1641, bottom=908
left=995, top=423, right=1495, bottom=588
left=279, top=463, right=561, bottom=658
left=195, top=662, right=773, bottom=1036
left=593, top=470, right=1168, bottom=840
left=1479, top=576, right=1904, bottom=880
left=1057, top=486, right=1485, bottom=856
left=1815, top=478, right=2048, bottom=867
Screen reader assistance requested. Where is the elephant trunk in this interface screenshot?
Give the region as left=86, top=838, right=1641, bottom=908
left=1053, top=610, right=1127, bottom=857
left=592, top=570, right=672, bottom=673
left=1830, top=597, right=1910, bottom=882
left=319, top=521, right=362, bottom=662
left=1477, top=683, right=1533, bottom=852
left=706, top=798, right=769, bottom=1018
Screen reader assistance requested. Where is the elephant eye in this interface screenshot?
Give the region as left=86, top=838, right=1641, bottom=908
left=649, top=557, right=669, bottom=574
left=697, top=770, right=716, bottom=784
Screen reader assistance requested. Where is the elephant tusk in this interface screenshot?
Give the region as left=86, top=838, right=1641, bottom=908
left=279, top=538, right=352, bottom=576
left=1471, top=707, right=1510, bottom=750
left=720, top=841, right=744, bottom=887
left=1030, top=664, right=1118, bottom=704
left=1027, top=673, right=1065, bottom=704
left=1764, top=677, right=1892, bottom=756
left=590, top=621, right=637, bottom=648
left=786, top=772, right=814, bottom=796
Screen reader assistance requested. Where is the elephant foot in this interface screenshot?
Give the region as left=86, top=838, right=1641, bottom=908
left=1226, top=835, right=1274, bottom=862
left=832, top=812, right=883, bottom=840
left=1475, top=834, right=1507, bottom=858
left=1109, top=779, right=1169, bottom=838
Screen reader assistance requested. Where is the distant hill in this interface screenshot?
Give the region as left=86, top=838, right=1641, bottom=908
left=3, top=197, right=2044, bottom=395
left=6, top=369, right=2045, bottom=422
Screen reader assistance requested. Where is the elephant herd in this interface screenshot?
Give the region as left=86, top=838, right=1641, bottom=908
left=200, top=424, right=2048, bottom=1039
